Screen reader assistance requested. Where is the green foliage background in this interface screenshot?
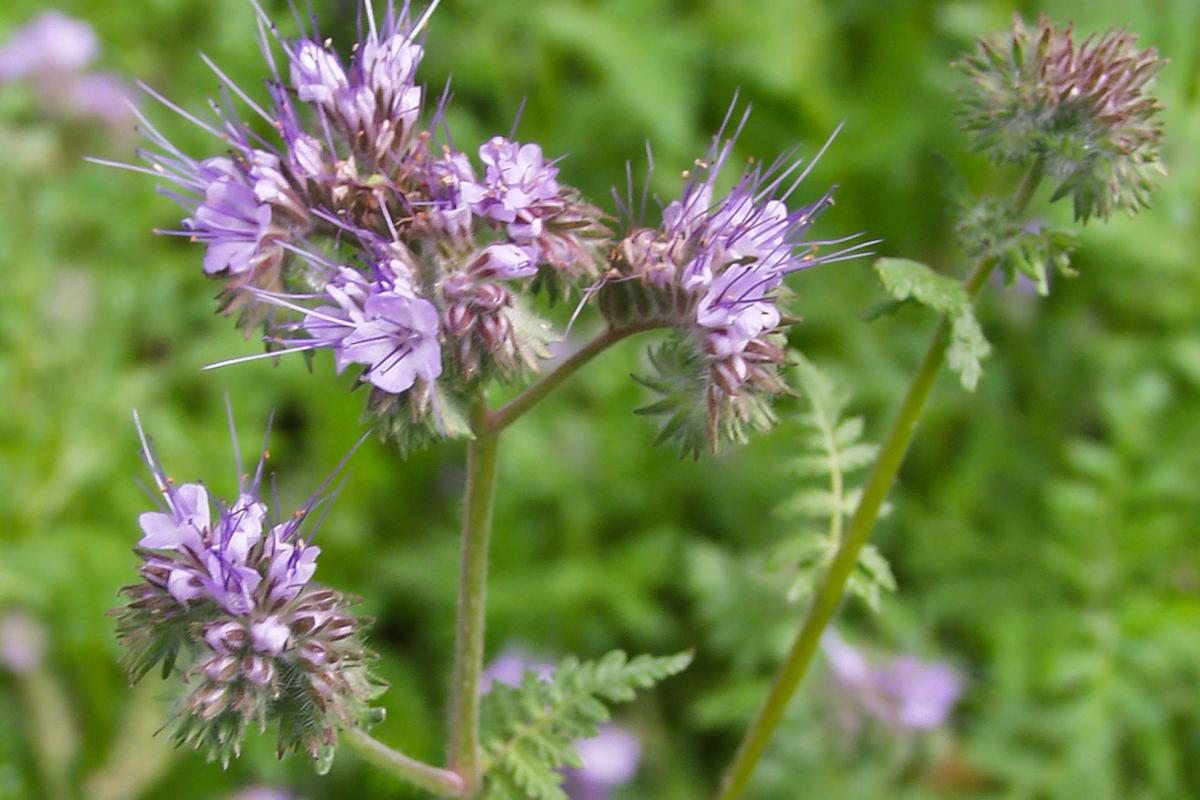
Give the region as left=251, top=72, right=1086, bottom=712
left=1, top=0, right=1198, bottom=797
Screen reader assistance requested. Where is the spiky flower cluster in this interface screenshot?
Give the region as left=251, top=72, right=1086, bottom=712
left=957, top=15, right=1166, bottom=221
left=112, top=414, right=379, bottom=768
left=600, top=110, right=870, bottom=455
left=106, top=1, right=608, bottom=448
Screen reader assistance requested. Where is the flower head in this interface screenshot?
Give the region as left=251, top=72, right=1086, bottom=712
left=112, top=411, right=380, bottom=767
left=603, top=107, right=872, bottom=454
left=957, top=15, right=1166, bottom=221
left=96, top=1, right=609, bottom=450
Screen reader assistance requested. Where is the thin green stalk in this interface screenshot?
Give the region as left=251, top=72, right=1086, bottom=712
left=490, top=323, right=658, bottom=432
left=715, top=163, right=1043, bottom=800
left=448, top=397, right=501, bottom=796
left=343, top=727, right=466, bottom=797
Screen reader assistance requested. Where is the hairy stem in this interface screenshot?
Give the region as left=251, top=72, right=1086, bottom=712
left=490, top=323, right=659, bottom=432
left=715, top=163, right=1043, bottom=800
left=343, top=727, right=466, bottom=797
left=448, top=398, right=501, bottom=796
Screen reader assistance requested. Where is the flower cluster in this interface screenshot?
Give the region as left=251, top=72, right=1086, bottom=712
left=956, top=15, right=1166, bottom=221
left=106, top=1, right=608, bottom=449
left=112, top=414, right=379, bottom=767
left=602, top=110, right=871, bottom=454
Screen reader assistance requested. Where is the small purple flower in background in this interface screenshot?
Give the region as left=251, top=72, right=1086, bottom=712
left=561, top=724, right=643, bottom=800
left=64, top=72, right=135, bottom=126
left=0, top=11, right=98, bottom=80
left=224, top=787, right=294, bottom=800
left=481, top=647, right=556, bottom=693
left=0, top=11, right=136, bottom=135
left=483, top=648, right=643, bottom=799
left=0, top=611, right=47, bottom=674
left=823, top=630, right=963, bottom=733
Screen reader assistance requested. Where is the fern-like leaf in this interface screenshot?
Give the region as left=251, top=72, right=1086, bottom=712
left=771, top=354, right=895, bottom=610
left=874, top=257, right=992, bottom=390
left=480, top=650, right=692, bottom=800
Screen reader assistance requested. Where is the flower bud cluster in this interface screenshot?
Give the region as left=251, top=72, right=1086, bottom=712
left=956, top=15, right=1166, bottom=221
left=112, top=416, right=380, bottom=767
left=601, top=113, right=870, bottom=454
left=121, top=2, right=609, bottom=447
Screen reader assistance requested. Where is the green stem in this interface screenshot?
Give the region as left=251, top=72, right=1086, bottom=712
left=343, top=727, right=466, bottom=797
left=715, top=163, right=1043, bottom=800
left=490, top=323, right=658, bottom=432
left=447, top=398, right=501, bottom=796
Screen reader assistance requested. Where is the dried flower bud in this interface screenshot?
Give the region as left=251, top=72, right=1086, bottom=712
left=957, top=15, right=1166, bottom=221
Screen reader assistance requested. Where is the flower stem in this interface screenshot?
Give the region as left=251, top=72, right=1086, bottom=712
left=447, top=397, right=500, bottom=796
left=490, top=323, right=658, bottom=432
left=343, top=727, right=466, bottom=797
left=715, top=163, right=1043, bottom=800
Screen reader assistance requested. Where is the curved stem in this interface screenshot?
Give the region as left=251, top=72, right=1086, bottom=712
left=490, top=323, right=659, bottom=432
left=447, top=398, right=501, bottom=796
left=343, top=727, right=465, bottom=797
left=715, top=163, right=1044, bottom=800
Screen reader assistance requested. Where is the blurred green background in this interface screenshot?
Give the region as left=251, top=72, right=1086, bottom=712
left=2, top=0, right=1199, bottom=798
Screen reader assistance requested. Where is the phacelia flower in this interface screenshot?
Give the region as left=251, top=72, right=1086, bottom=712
left=956, top=15, right=1166, bottom=221
left=97, top=0, right=608, bottom=450
left=823, top=630, right=963, bottom=733
left=468, top=137, right=562, bottom=224
left=112, top=412, right=381, bottom=767
left=603, top=107, right=872, bottom=455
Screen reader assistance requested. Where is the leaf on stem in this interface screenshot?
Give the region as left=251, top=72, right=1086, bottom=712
left=479, top=650, right=692, bottom=800
left=874, top=258, right=991, bottom=391
left=770, top=353, right=895, bottom=610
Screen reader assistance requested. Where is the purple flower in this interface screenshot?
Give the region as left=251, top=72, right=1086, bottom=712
left=225, top=787, right=294, bottom=800
left=602, top=108, right=873, bottom=453
left=467, top=137, right=562, bottom=224
left=0, top=12, right=98, bottom=81
left=114, top=412, right=377, bottom=765
left=284, top=10, right=425, bottom=164
left=562, top=724, right=642, bottom=800
left=823, top=630, right=963, bottom=732
left=290, top=271, right=442, bottom=395
left=190, top=157, right=277, bottom=276
left=343, top=291, right=442, bottom=393
left=473, top=243, right=537, bottom=280
left=357, top=27, right=424, bottom=140
left=481, top=647, right=556, bottom=693
left=289, top=39, right=348, bottom=108
left=424, top=151, right=478, bottom=238
left=0, top=611, right=46, bottom=674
